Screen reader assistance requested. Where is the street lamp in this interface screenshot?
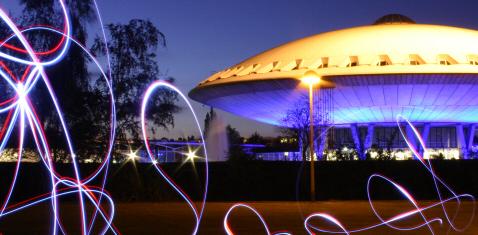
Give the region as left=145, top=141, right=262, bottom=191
left=301, top=71, right=321, bottom=201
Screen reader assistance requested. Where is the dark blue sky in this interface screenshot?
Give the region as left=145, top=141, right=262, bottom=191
left=5, top=0, right=478, bottom=138
left=95, top=0, right=478, bottom=138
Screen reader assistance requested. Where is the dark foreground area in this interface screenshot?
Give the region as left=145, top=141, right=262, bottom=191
left=0, top=160, right=477, bottom=202
left=0, top=201, right=475, bottom=234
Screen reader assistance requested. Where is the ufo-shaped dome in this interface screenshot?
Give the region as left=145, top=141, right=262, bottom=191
left=190, top=18, right=478, bottom=126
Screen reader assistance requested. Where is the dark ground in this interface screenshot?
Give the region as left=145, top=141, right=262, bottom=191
left=3, top=161, right=477, bottom=202
left=0, top=201, right=475, bottom=234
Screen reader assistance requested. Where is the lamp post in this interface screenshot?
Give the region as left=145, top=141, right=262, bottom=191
left=301, top=71, right=321, bottom=201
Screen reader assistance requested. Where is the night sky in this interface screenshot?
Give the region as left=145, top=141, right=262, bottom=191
left=6, top=0, right=478, bottom=138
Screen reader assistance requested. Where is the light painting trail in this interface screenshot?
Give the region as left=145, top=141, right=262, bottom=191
left=224, top=203, right=292, bottom=235
left=0, top=1, right=118, bottom=234
left=0, top=1, right=211, bottom=233
left=0, top=1, right=475, bottom=235
left=224, top=117, right=475, bottom=234
left=141, top=80, right=209, bottom=235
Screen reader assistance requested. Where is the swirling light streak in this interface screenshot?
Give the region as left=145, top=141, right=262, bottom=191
left=0, top=1, right=118, bottom=234
left=8, top=24, right=118, bottom=235
left=224, top=117, right=475, bottom=234
left=141, top=80, right=209, bottom=235
left=0, top=1, right=475, bottom=234
left=0, top=4, right=91, bottom=234
left=224, top=203, right=291, bottom=235
left=1, top=2, right=209, bottom=233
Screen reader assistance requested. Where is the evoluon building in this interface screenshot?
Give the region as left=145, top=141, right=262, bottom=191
left=189, top=14, right=478, bottom=160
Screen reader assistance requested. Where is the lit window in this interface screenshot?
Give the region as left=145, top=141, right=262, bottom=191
left=319, top=57, right=329, bottom=68
left=437, top=54, right=457, bottom=65
left=293, top=59, right=303, bottom=70
left=271, top=61, right=281, bottom=71
left=408, top=54, right=424, bottom=65
left=250, top=64, right=260, bottom=74
left=347, top=56, right=358, bottom=67
left=377, top=55, right=391, bottom=66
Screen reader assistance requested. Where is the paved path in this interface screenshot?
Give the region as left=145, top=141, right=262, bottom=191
left=0, top=201, right=475, bottom=234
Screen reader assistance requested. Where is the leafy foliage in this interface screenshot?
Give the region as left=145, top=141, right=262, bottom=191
left=246, top=132, right=266, bottom=145
left=203, top=107, right=216, bottom=138
left=281, top=95, right=325, bottom=161
left=226, top=125, right=254, bottom=161
left=16, top=0, right=105, bottom=160
left=92, top=19, right=180, bottom=143
left=2, top=2, right=180, bottom=161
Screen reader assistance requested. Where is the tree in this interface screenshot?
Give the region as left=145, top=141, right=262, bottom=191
left=226, top=125, right=252, bottom=161
left=13, top=0, right=105, bottom=161
left=4, top=2, right=180, bottom=161
left=246, top=132, right=265, bottom=145
left=226, top=125, right=242, bottom=145
left=203, top=107, right=216, bottom=138
left=92, top=19, right=181, bottom=148
left=281, top=95, right=329, bottom=162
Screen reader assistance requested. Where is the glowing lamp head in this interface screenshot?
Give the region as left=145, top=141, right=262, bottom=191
left=301, top=71, right=321, bottom=86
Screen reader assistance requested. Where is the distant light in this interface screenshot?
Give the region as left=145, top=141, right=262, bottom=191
left=370, top=151, right=378, bottom=159
left=152, top=159, right=158, bottom=165
left=395, top=151, right=405, bottom=160
left=127, top=150, right=138, bottom=161
left=185, top=150, right=199, bottom=162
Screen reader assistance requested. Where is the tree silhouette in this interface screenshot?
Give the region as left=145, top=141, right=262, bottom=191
left=226, top=125, right=253, bottom=161
left=203, top=107, right=216, bottom=138
left=281, top=95, right=329, bottom=161
left=15, top=0, right=104, bottom=161
left=246, top=132, right=266, bottom=145
left=1, top=2, right=180, bottom=161
left=92, top=19, right=180, bottom=147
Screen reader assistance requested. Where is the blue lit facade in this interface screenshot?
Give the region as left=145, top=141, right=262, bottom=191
left=190, top=15, right=478, bottom=159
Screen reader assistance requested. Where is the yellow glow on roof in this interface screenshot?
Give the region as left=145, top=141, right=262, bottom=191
left=198, top=23, right=478, bottom=88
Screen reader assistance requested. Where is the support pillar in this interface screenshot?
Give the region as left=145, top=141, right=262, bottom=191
left=364, top=124, right=375, bottom=152
left=298, top=134, right=304, bottom=161
left=350, top=124, right=374, bottom=160
left=350, top=124, right=363, bottom=160
left=467, top=124, right=476, bottom=159
left=419, top=123, right=430, bottom=156
left=315, top=128, right=327, bottom=160
left=456, top=124, right=468, bottom=159
left=406, top=124, right=417, bottom=151
left=457, top=124, right=476, bottom=159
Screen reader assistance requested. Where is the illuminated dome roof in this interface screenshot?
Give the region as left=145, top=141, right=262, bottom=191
left=190, top=17, right=478, bottom=126
left=195, top=19, right=478, bottom=88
